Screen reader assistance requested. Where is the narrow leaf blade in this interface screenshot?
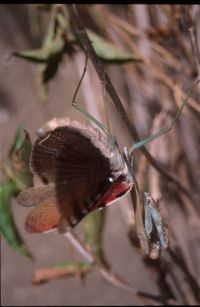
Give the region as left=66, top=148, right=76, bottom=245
left=0, top=181, right=32, bottom=258
left=87, top=29, right=142, bottom=63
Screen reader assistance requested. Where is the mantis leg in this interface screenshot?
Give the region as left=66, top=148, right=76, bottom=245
left=72, top=52, right=107, bottom=134
left=129, top=80, right=200, bottom=156
left=72, top=52, right=118, bottom=150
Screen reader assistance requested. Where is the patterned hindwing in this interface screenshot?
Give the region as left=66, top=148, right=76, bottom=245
left=53, top=126, right=113, bottom=232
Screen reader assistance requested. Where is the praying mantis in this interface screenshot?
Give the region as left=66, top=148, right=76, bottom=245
left=17, top=52, right=199, bottom=260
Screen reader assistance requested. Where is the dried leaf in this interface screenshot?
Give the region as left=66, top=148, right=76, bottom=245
left=32, top=261, right=93, bottom=284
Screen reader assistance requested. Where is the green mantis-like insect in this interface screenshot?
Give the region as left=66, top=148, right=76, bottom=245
left=71, top=54, right=199, bottom=258
left=17, top=52, right=198, bottom=260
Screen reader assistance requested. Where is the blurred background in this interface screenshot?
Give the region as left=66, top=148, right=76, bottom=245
left=1, top=4, right=200, bottom=306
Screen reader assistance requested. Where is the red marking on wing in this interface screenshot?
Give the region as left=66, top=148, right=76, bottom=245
left=94, top=181, right=132, bottom=210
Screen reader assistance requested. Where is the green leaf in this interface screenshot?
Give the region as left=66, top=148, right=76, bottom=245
left=13, top=33, right=65, bottom=64
left=0, top=127, right=34, bottom=258
left=13, top=8, right=71, bottom=100
left=11, top=126, right=24, bottom=151
left=6, top=129, right=33, bottom=190
left=41, top=40, right=65, bottom=82
left=53, top=261, right=93, bottom=270
left=13, top=49, right=50, bottom=63
left=86, top=29, right=142, bottom=63
left=14, top=8, right=65, bottom=64
left=0, top=180, right=32, bottom=258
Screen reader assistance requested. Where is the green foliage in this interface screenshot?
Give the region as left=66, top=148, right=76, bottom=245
left=53, top=260, right=93, bottom=270
left=14, top=7, right=72, bottom=100
left=4, top=127, right=33, bottom=190
left=13, top=5, right=140, bottom=101
left=0, top=127, right=33, bottom=257
left=0, top=181, right=32, bottom=257
left=86, top=29, right=142, bottom=63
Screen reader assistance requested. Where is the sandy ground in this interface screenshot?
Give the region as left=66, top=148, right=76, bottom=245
left=0, top=5, right=158, bottom=305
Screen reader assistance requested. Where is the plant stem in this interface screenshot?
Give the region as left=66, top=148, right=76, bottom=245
left=67, top=4, right=197, bottom=206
